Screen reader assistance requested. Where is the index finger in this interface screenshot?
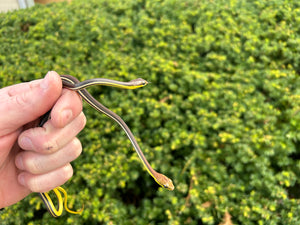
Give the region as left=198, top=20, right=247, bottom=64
left=49, top=88, right=83, bottom=128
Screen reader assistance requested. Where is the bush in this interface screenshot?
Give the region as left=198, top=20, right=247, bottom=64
left=0, top=0, right=300, bottom=224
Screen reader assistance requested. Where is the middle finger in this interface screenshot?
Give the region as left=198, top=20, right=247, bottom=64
left=18, top=112, right=86, bottom=153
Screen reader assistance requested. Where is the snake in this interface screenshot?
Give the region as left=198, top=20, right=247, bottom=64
left=38, top=75, right=174, bottom=217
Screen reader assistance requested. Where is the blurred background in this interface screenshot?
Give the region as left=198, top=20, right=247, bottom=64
left=0, top=0, right=300, bottom=224
left=0, top=0, right=71, bottom=13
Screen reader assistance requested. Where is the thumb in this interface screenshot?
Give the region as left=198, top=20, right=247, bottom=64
left=0, top=71, right=62, bottom=136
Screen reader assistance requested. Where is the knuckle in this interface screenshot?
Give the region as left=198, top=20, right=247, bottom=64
left=78, top=112, right=87, bottom=130
left=21, top=153, right=41, bottom=175
left=14, top=92, right=31, bottom=108
left=71, top=138, right=82, bottom=158
left=27, top=176, right=42, bottom=192
left=61, top=164, right=73, bottom=181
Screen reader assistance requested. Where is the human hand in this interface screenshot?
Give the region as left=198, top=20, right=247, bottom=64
left=0, top=71, right=86, bottom=208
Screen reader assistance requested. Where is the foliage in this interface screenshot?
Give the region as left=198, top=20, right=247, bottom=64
left=1, top=0, right=300, bottom=224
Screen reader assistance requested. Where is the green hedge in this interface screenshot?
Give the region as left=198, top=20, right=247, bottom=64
left=1, top=0, right=300, bottom=224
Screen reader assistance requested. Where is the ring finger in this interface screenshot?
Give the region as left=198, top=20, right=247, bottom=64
left=15, top=137, right=82, bottom=175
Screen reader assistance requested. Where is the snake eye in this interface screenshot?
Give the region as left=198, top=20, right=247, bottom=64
left=163, top=185, right=168, bottom=189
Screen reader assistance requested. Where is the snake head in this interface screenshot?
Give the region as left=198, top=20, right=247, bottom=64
left=130, top=78, right=149, bottom=88
left=156, top=173, right=175, bottom=191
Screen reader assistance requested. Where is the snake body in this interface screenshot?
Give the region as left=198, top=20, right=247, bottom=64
left=38, top=75, right=174, bottom=217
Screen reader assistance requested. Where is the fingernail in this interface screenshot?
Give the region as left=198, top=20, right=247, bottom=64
left=15, top=155, right=24, bottom=170
left=18, top=174, right=25, bottom=186
left=40, top=71, right=51, bottom=90
left=20, top=136, right=34, bottom=150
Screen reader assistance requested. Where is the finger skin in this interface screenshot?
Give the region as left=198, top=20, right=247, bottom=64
left=16, top=137, right=82, bottom=175
left=0, top=71, right=62, bottom=137
left=18, top=112, right=86, bottom=153
left=17, top=164, right=73, bottom=193
left=0, top=72, right=87, bottom=207
left=0, top=71, right=63, bottom=208
left=51, top=88, right=83, bottom=128
left=15, top=91, right=86, bottom=192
